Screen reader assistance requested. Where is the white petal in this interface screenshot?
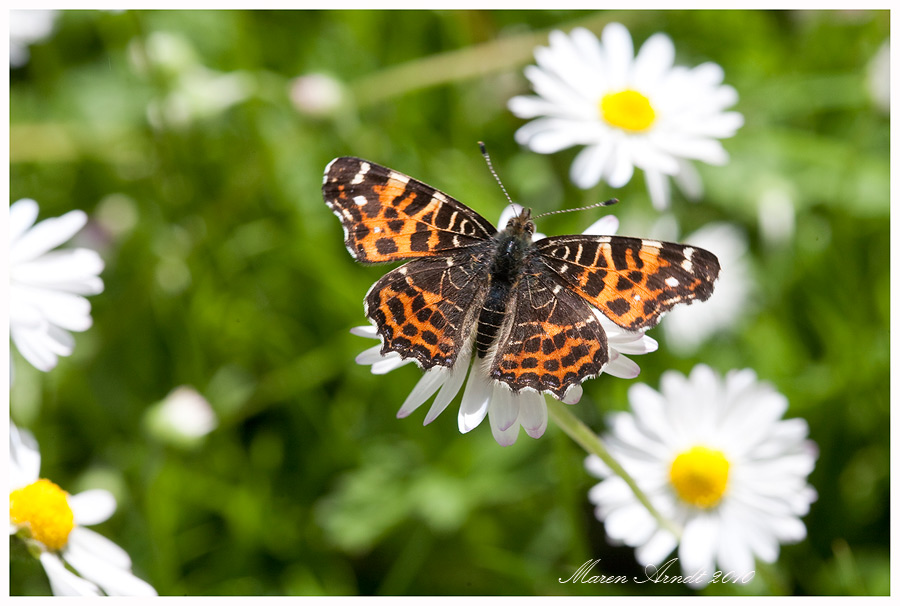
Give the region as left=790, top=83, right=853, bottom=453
left=508, top=94, right=567, bottom=120
left=355, top=343, right=390, bottom=366
left=12, top=249, right=104, bottom=294
left=635, top=529, right=678, bottom=567
left=9, top=198, right=40, bottom=243
left=604, top=501, right=658, bottom=547
left=9, top=422, right=42, bottom=487
left=458, top=366, right=492, bottom=432
left=561, top=383, right=582, bottom=404
left=570, top=27, right=607, bottom=80
left=521, top=68, right=594, bottom=120
left=518, top=119, right=586, bottom=154
left=600, top=23, right=635, bottom=91
left=65, top=532, right=157, bottom=596
left=69, top=490, right=117, bottom=526
left=424, top=356, right=471, bottom=424
left=12, top=285, right=94, bottom=332
left=396, top=367, right=447, bottom=419
left=644, top=168, right=672, bottom=211
left=490, top=418, right=520, bottom=446
left=581, top=214, right=619, bottom=237
left=488, top=383, right=519, bottom=432
left=44, top=324, right=77, bottom=355
left=570, top=141, right=612, bottom=189
left=609, top=333, right=658, bottom=355
left=605, top=140, right=635, bottom=187
left=602, top=352, right=640, bottom=379
left=66, top=527, right=133, bottom=570
left=518, top=391, right=548, bottom=436
left=354, top=342, right=412, bottom=375
left=369, top=355, right=412, bottom=375
left=678, top=514, right=719, bottom=578
left=349, top=325, right=379, bottom=340
left=11, top=324, right=66, bottom=372
left=586, top=448, right=617, bottom=475
left=673, top=158, right=704, bottom=200
left=40, top=552, right=101, bottom=596
left=632, top=32, right=675, bottom=91
left=9, top=209, right=88, bottom=265
left=714, top=511, right=756, bottom=577
left=535, top=31, right=599, bottom=102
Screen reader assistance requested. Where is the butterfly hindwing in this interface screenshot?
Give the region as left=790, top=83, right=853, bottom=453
left=536, top=235, right=720, bottom=331
left=364, top=254, right=490, bottom=369
left=487, top=269, right=609, bottom=398
left=323, top=157, right=497, bottom=264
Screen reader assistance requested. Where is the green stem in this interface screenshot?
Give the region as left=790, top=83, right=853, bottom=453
left=349, top=11, right=651, bottom=107
left=547, top=398, right=681, bottom=539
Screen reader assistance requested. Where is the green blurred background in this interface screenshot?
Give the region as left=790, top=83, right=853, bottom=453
left=9, top=9, right=889, bottom=596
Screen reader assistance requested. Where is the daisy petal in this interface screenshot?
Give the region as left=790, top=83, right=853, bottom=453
left=69, top=490, right=117, bottom=526
left=10, top=423, right=41, bottom=488
left=518, top=391, right=548, bottom=436
left=570, top=141, right=613, bottom=189
left=424, top=356, right=471, bottom=424
left=40, top=552, right=102, bottom=596
left=488, top=383, right=519, bottom=432
left=65, top=529, right=157, bottom=596
left=458, top=367, right=492, bottom=433
left=10, top=210, right=87, bottom=265
left=67, top=527, right=132, bottom=570
left=9, top=199, right=40, bottom=243
left=397, top=367, right=447, bottom=419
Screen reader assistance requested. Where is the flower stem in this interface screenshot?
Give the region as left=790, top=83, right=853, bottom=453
left=547, top=398, right=681, bottom=539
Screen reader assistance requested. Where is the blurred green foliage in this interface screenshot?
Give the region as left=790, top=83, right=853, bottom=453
left=9, top=9, right=889, bottom=596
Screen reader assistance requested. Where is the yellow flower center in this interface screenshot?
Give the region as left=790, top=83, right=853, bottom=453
left=600, top=89, right=656, bottom=132
left=669, top=446, right=730, bottom=508
left=10, top=479, right=75, bottom=551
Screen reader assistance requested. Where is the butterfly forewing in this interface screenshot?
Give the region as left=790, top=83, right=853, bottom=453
left=536, top=235, right=720, bottom=331
left=323, top=157, right=497, bottom=263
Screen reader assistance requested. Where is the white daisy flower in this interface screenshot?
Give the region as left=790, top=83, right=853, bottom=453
left=509, top=24, right=744, bottom=210
left=9, top=422, right=157, bottom=596
left=9, top=199, right=105, bottom=373
left=352, top=205, right=657, bottom=446
left=586, top=364, right=817, bottom=587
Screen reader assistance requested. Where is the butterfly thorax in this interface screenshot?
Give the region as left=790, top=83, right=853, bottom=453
left=474, top=209, right=537, bottom=359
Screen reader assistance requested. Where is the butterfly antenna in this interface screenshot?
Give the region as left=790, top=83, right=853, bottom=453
left=534, top=198, right=619, bottom=219
left=478, top=142, right=516, bottom=210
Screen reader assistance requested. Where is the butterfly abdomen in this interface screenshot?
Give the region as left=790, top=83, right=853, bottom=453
left=475, top=229, right=533, bottom=359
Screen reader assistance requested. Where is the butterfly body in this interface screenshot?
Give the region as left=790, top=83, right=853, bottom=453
left=475, top=209, right=537, bottom=359
left=323, top=156, right=720, bottom=399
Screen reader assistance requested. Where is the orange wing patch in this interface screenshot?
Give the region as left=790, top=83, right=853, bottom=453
left=537, top=235, right=720, bottom=331
left=323, top=157, right=495, bottom=264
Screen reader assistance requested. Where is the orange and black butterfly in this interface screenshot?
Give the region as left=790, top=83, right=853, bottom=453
left=323, top=156, right=719, bottom=399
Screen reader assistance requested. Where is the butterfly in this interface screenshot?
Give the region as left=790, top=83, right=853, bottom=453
left=323, top=156, right=720, bottom=399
